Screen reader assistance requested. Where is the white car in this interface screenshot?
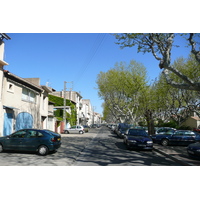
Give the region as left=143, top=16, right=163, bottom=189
left=64, top=125, right=85, bottom=134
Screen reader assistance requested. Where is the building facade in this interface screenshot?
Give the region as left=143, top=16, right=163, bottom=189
left=0, top=72, right=54, bottom=136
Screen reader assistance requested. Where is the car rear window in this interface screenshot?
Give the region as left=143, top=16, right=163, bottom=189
left=43, top=130, right=60, bottom=137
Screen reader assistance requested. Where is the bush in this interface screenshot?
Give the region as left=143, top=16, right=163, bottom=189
left=177, top=125, right=192, bottom=130
left=159, top=121, right=178, bottom=128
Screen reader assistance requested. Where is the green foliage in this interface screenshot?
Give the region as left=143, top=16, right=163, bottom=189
left=159, top=120, right=178, bottom=128
left=48, top=94, right=77, bottom=125
left=97, top=60, right=149, bottom=123
left=49, top=95, right=72, bottom=106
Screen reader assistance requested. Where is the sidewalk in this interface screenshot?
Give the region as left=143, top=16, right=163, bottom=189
left=153, top=144, right=200, bottom=166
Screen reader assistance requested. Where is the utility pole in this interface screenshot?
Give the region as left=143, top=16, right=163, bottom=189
left=63, top=81, right=73, bottom=128
left=63, top=81, right=67, bottom=129
left=93, top=106, right=96, bottom=124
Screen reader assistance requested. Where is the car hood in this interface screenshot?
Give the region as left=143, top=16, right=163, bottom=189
left=127, top=136, right=152, bottom=142
left=188, top=142, right=200, bottom=149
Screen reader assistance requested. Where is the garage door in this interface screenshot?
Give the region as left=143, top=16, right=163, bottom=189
left=16, top=112, right=33, bottom=131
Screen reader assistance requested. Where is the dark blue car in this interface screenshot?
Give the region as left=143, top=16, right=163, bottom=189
left=151, top=130, right=200, bottom=146
left=0, top=129, right=61, bottom=155
left=187, top=142, right=200, bottom=158
left=123, top=129, right=153, bottom=150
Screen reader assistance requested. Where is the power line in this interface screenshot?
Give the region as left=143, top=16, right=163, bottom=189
left=73, top=33, right=107, bottom=87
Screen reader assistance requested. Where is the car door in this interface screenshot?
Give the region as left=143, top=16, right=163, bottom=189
left=69, top=126, right=77, bottom=133
left=76, top=126, right=82, bottom=133
left=21, top=130, right=40, bottom=151
left=170, top=131, right=183, bottom=145
left=4, top=130, right=27, bottom=150
left=181, top=131, right=196, bottom=145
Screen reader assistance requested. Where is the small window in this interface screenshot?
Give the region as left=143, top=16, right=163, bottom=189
left=27, top=131, right=37, bottom=138
left=38, top=132, right=44, bottom=137
left=7, top=83, right=14, bottom=93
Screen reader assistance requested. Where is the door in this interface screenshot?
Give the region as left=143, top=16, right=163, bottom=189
left=16, top=112, right=33, bottom=131
left=3, top=113, right=13, bottom=136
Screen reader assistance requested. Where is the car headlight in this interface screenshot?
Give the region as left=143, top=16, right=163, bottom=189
left=196, top=149, right=200, bottom=152
left=147, top=141, right=153, bottom=144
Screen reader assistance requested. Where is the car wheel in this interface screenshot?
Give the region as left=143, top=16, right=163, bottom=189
left=64, top=130, right=69, bottom=134
left=0, top=143, right=3, bottom=153
left=161, top=139, right=169, bottom=146
left=38, top=145, right=49, bottom=156
left=79, top=131, right=84, bottom=134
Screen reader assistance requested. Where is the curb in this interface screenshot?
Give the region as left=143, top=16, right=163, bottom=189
left=153, top=146, right=195, bottom=166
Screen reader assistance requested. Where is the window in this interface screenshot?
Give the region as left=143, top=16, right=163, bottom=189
left=22, top=88, right=36, bottom=103
left=27, top=130, right=37, bottom=138
left=11, top=130, right=26, bottom=138
left=7, top=83, right=14, bottom=93
left=38, top=132, right=44, bottom=137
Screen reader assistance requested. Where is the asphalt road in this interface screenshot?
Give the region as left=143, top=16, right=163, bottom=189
left=73, top=127, right=181, bottom=166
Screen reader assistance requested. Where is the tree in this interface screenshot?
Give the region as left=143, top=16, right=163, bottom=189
left=114, top=33, right=200, bottom=91
left=152, top=54, right=200, bottom=127
left=96, top=60, right=148, bottom=124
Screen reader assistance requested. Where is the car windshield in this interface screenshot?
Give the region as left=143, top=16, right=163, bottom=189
left=128, top=129, right=148, bottom=136
left=121, top=127, right=130, bottom=131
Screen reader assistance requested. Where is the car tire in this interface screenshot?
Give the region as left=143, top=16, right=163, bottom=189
left=64, top=130, right=69, bottom=134
left=0, top=143, right=3, bottom=153
left=161, top=139, right=169, bottom=146
left=38, top=145, right=49, bottom=156
left=79, top=131, right=84, bottom=134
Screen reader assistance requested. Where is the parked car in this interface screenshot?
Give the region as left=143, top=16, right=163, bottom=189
left=155, top=127, right=176, bottom=134
left=187, top=142, right=200, bottom=157
left=91, top=124, right=100, bottom=128
left=117, top=127, right=130, bottom=138
left=193, top=128, right=200, bottom=133
left=151, top=130, right=200, bottom=146
left=116, top=123, right=131, bottom=138
left=123, top=129, right=153, bottom=150
left=83, top=125, right=90, bottom=132
left=64, top=125, right=85, bottom=134
left=0, top=129, right=61, bottom=156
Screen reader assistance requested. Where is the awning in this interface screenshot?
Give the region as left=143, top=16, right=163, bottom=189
left=3, top=105, right=19, bottom=110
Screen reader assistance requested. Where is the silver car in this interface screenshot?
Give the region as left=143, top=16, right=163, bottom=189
left=64, top=125, right=85, bottom=134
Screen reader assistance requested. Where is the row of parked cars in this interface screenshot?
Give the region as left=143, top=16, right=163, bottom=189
left=108, top=123, right=200, bottom=158
left=62, top=124, right=101, bottom=134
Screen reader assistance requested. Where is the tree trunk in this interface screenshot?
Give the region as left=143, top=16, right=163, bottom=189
left=145, top=109, right=155, bottom=135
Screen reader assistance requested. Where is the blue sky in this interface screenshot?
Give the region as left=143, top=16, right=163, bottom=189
left=4, top=33, right=192, bottom=115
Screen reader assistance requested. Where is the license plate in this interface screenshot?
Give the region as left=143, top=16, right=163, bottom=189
left=57, top=138, right=61, bottom=141
left=138, top=144, right=146, bottom=147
